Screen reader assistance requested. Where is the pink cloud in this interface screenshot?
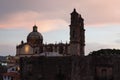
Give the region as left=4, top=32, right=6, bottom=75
left=78, top=0, right=120, bottom=25
left=37, top=19, right=68, bottom=32
left=0, top=11, right=40, bottom=28
left=1, top=0, right=120, bottom=30
left=0, top=11, right=68, bottom=32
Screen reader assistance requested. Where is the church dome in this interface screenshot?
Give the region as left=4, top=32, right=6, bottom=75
left=27, top=25, right=43, bottom=46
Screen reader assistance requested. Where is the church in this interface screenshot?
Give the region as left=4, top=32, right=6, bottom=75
left=16, top=8, right=85, bottom=57
left=19, top=9, right=120, bottom=80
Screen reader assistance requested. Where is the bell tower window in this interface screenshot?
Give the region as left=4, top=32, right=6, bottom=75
left=72, top=30, right=75, bottom=38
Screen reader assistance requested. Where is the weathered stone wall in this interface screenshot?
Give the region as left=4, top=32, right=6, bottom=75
left=20, top=56, right=72, bottom=80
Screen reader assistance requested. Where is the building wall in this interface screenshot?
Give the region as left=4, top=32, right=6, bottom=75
left=19, top=55, right=120, bottom=80
left=20, top=56, right=93, bottom=80
left=17, top=43, right=69, bottom=57
left=16, top=44, right=33, bottom=55
left=89, top=55, right=120, bottom=80
left=43, top=43, right=69, bottom=55
left=20, top=56, right=72, bottom=80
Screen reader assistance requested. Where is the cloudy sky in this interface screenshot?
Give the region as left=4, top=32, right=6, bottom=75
left=0, top=0, right=120, bottom=56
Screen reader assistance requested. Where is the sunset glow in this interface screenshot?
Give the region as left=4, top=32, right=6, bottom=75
left=0, top=0, right=120, bottom=55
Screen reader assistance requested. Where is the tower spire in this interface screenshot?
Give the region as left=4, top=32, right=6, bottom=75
left=73, top=8, right=76, bottom=12
left=71, top=8, right=78, bottom=15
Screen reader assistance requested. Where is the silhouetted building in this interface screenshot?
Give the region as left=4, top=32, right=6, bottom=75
left=16, top=25, right=70, bottom=57
left=19, top=9, right=118, bottom=80
left=20, top=53, right=120, bottom=80
left=16, top=9, right=85, bottom=58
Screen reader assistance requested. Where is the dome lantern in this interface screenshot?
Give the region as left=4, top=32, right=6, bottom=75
left=33, top=25, right=38, bottom=32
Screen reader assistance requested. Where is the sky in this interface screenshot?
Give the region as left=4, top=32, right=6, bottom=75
left=0, top=0, right=120, bottom=56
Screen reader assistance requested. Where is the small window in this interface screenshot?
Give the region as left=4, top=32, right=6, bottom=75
left=12, top=68, right=15, bottom=71
left=8, top=76, right=10, bottom=80
left=11, top=77, right=13, bottom=80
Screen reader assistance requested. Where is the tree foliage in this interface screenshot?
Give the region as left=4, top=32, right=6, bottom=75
left=89, top=49, right=120, bottom=56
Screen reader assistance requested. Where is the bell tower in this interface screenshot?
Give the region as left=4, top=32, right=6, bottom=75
left=69, top=9, right=85, bottom=56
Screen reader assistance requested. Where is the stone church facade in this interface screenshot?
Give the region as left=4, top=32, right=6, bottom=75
left=19, top=9, right=119, bottom=80
left=16, top=25, right=70, bottom=57
left=16, top=9, right=85, bottom=57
